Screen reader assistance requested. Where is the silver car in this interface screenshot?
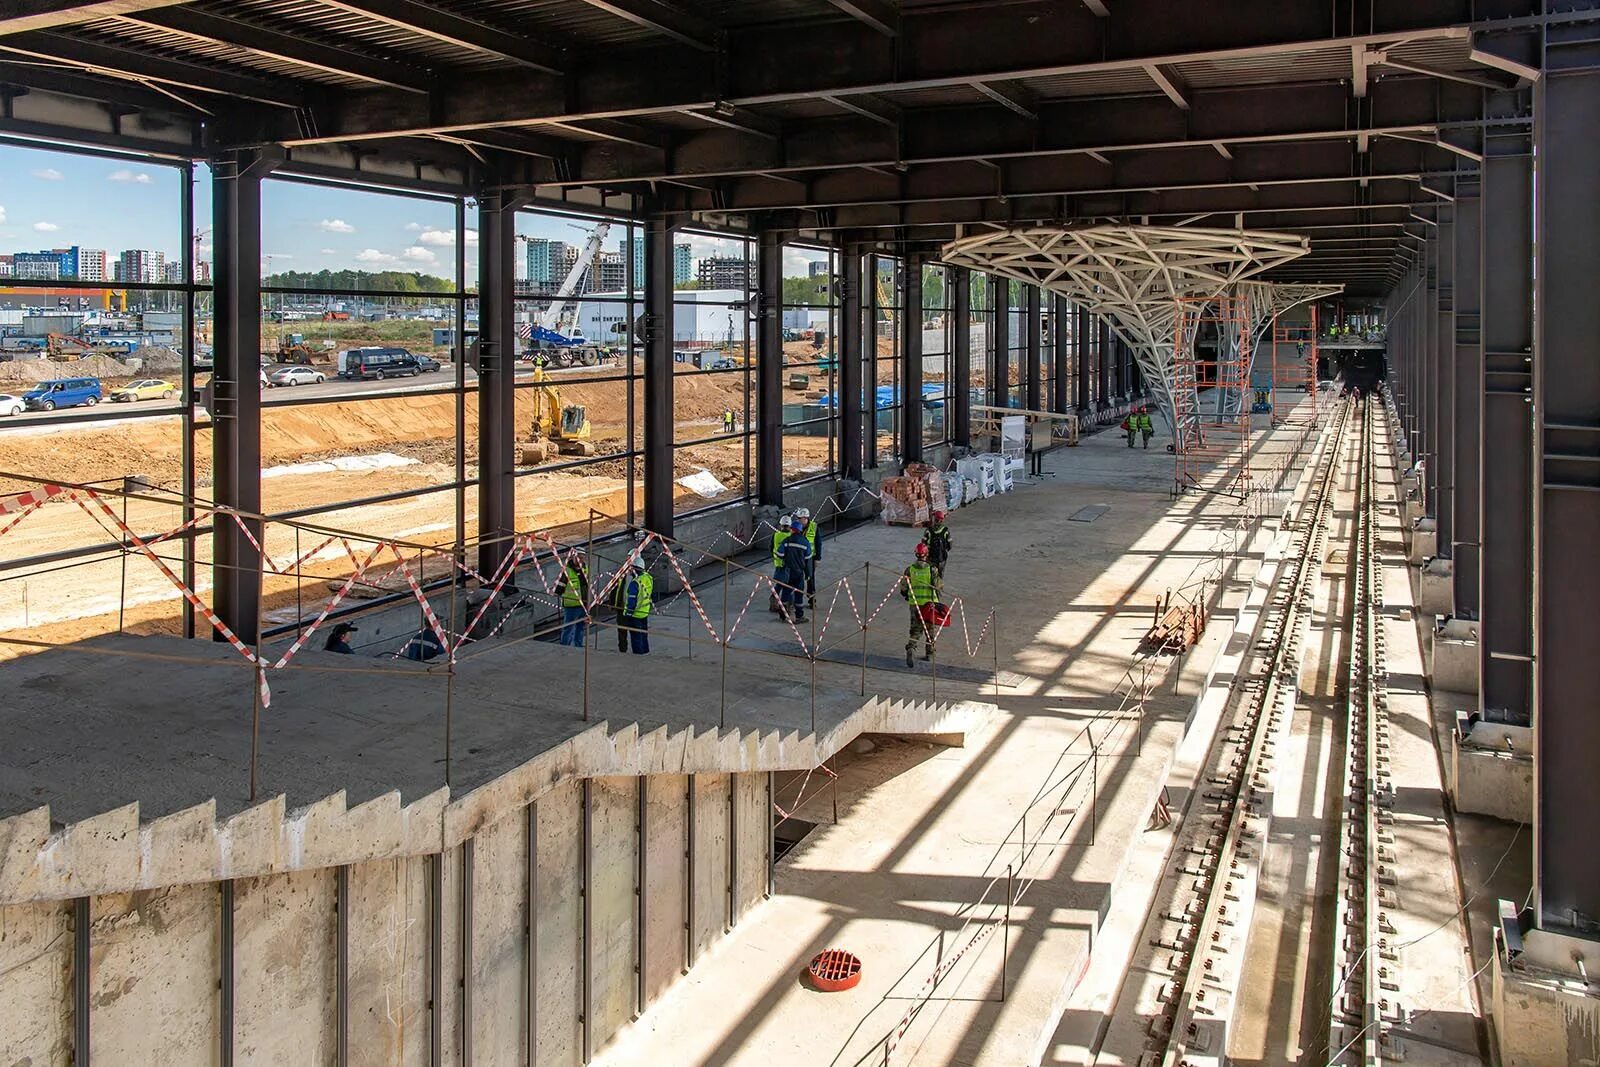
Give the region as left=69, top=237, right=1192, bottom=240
left=268, top=366, right=326, bottom=387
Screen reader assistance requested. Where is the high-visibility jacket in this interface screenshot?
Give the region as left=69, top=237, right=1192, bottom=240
left=922, top=522, right=951, bottom=565
left=558, top=563, right=588, bottom=609
left=624, top=572, right=653, bottom=619
left=802, top=519, right=821, bottom=562
left=771, top=528, right=790, bottom=568
left=1134, top=412, right=1154, bottom=432
left=902, top=562, right=940, bottom=607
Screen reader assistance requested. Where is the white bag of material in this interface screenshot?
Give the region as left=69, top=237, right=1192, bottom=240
left=996, top=463, right=1014, bottom=493
left=963, top=478, right=982, bottom=505
left=945, top=477, right=964, bottom=511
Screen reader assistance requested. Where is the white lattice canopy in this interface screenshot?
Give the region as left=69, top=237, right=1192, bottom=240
left=940, top=225, right=1311, bottom=420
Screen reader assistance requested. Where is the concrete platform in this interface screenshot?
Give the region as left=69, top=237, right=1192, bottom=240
left=1432, top=616, right=1480, bottom=694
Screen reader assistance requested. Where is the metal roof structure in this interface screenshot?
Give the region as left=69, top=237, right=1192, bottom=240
left=940, top=224, right=1310, bottom=419
left=0, top=0, right=1555, bottom=297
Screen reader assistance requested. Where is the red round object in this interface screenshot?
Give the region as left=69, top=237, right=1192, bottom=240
left=808, top=948, right=863, bottom=992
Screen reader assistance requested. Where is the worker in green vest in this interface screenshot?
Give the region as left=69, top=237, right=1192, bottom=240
left=900, top=541, right=944, bottom=668
left=554, top=551, right=590, bottom=647
left=1134, top=406, right=1155, bottom=449
left=794, top=506, right=822, bottom=606
left=616, top=553, right=653, bottom=655
left=768, top=514, right=792, bottom=613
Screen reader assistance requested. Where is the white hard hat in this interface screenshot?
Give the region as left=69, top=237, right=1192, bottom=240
left=794, top=507, right=811, bottom=520
left=779, top=515, right=791, bottom=526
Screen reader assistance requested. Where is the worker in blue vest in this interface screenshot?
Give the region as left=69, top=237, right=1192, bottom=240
left=614, top=553, right=653, bottom=655
left=794, top=506, right=822, bottom=607
left=900, top=541, right=943, bottom=668
left=768, top=514, right=792, bottom=613
left=554, top=551, right=590, bottom=647
left=778, top=515, right=813, bottom=623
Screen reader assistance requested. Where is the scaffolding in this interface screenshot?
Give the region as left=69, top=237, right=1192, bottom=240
left=1171, top=293, right=1254, bottom=497
left=1270, top=302, right=1322, bottom=426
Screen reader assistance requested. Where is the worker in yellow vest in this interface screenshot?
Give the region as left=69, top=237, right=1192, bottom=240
left=900, top=541, right=944, bottom=668
left=794, top=506, right=822, bottom=606
left=768, top=514, right=792, bottom=613
left=616, top=554, right=653, bottom=655
left=554, top=551, right=590, bottom=647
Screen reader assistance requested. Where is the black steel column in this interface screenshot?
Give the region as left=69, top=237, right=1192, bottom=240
left=1453, top=178, right=1482, bottom=617
left=951, top=267, right=971, bottom=446
left=1424, top=234, right=1439, bottom=518
left=1533, top=37, right=1600, bottom=935
left=865, top=254, right=881, bottom=470
left=1052, top=295, right=1070, bottom=413
left=756, top=229, right=784, bottom=505
left=1479, top=100, right=1534, bottom=725
left=475, top=184, right=518, bottom=578
left=902, top=255, right=924, bottom=464
left=838, top=244, right=864, bottom=479
left=1079, top=307, right=1092, bottom=413
left=1436, top=208, right=1456, bottom=568
left=1097, top=320, right=1111, bottom=409
left=643, top=211, right=676, bottom=535
left=210, top=149, right=274, bottom=644
left=990, top=277, right=1008, bottom=409
left=1025, top=286, right=1042, bottom=412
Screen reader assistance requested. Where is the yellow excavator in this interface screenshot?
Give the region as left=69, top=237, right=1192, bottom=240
left=520, top=360, right=594, bottom=463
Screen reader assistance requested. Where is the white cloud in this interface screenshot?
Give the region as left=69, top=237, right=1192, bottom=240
left=400, top=246, right=436, bottom=264
left=108, top=169, right=152, bottom=184
left=319, top=218, right=355, bottom=233
left=319, top=248, right=337, bottom=255
left=33, top=221, right=59, bottom=232
left=464, top=229, right=478, bottom=245
left=0, top=205, right=7, bottom=224
left=31, top=168, right=63, bottom=181
left=404, top=222, right=423, bottom=232
left=354, top=248, right=396, bottom=264
left=416, top=229, right=455, bottom=247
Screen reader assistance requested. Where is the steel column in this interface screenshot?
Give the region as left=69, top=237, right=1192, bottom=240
left=756, top=229, right=785, bottom=504
left=1097, top=319, right=1111, bottom=409
left=951, top=266, right=971, bottom=446
left=1453, top=178, right=1482, bottom=616
left=902, top=254, right=924, bottom=464
left=1533, top=38, right=1600, bottom=936
left=1051, top=295, right=1070, bottom=413
left=838, top=245, right=864, bottom=479
left=209, top=149, right=273, bottom=644
left=865, top=254, right=882, bottom=469
left=643, top=212, right=677, bottom=535
left=1479, top=107, right=1534, bottom=724
left=1025, top=286, right=1042, bottom=413
left=1075, top=305, right=1090, bottom=413
left=990, top=276, right=1008, bottom=409
left=73, top=897, right=89, bottom=1067
left=221, top=880, right=235, bottom=1067
left=1436, top=207, right=1456, bottom=565
left=1423, top=235, right=1439, bottom=518
left=475, top=184, right=518, bottom=579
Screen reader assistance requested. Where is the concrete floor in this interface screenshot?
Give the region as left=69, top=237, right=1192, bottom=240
left=589, top=420, right=1319, bottom=1066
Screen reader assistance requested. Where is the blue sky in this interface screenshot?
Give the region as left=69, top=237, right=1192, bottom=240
left=0, top=141, right=823, bottom=284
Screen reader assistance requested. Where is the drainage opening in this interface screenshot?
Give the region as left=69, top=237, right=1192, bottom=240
left=774, top=817, right=818, bottom=862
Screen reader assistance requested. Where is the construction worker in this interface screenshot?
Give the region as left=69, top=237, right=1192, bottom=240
left=778, top=515, right=814, bottom=623
left=922, top=509, right=952, bottom=579
left=615, top=553, right=653, bottom=654
left=1121, top=410, right=1138, bottom=447
left=324, top=621, right=357, bottom=654
left=900, top=542, right=943, bottom=668
left=722, top=408, right=736, bottom=434
left=554, top=551, right=590, bottom=647
left=1135, top=407, right=1155, bottom=449
left=794, top=506, right=821, bottom=606
left=769, top=514, right=792, bottom=613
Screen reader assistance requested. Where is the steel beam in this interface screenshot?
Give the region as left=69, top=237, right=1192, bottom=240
left=1532, top=34, right=1600, bottom=937
left=1052, top=294, right=1070, bottom=414
left=0, top=31, right=305, bottom=106
left=475, top=183, right=518, bottom=578
left=1025, top=285, right=1042, bottom=412
left=317, top=0, right=565, bottom=73
left=1098, top=319, right=1111, bottom=409
left=1075, top=305, right=1090, bottom=413
left=643, top=211, right=676, bottom=535
left=210, top=149, right=273, bottom=645
left=1423, top=231, right=1438, bottom=517
left=951, top=266, right=971, bottom=446
left=0, top=0, right=188, bottom=33
left=1435, top=206, right=1456, bottom=566
left=756, top=229, right=784, bottom=504
left=839, top=244, right=864, bottom=479
left=990, top=277, right=1008, bottom=410
left=903, top=254, right=924, bottom=463
left=1452, top=175, right=1481, bottom=616
left=572, top=0, right=718, bottom=50
left=1478, top=109, right=1533, bottom=724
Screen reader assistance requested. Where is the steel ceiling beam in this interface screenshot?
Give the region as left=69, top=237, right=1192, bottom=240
left=0, top=30, right=306, bottom=107
left=316, top=0, right=566, bottom=74
left=1143, top=63, right=1189, bottom=109
left=112, top=8, right=434, bottom=94
left=0, top=0, right=188, bottom=35
left=571, top=0, right=719, bottom=51
left=825, top=0, right=898, bottom=37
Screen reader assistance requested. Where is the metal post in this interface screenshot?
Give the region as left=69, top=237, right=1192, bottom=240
left=1001, top=864, right=1012, bottom=1002
left=527, top=803, right=538, bottom=1062
left=336, top=865, right=349, bottom=1067
left=839, top=242, right=864, bottom=480
left=991, top=276, right=1009, bottom=410
left=810, top=607, right=818, bottom=733
left=860, top=563, right=870, bottom=697
left=580, top=781, right=591, bottom=1062
left=643, top=209, right=676, bottom=536
left=1025, top=285, right=1042, bottom=413
left=685, top=775, right=696, bottom=968
left=1052, top=295, right=1071, bottom=416
left=73, top=896, right=89, bottom=1067
left=992, top=610, right=1000, bottom=700
left=1454, top=173, right=1483, bottom=617
left=636, top=777, right=646, bottom=1018
left=460, top=842, right=474, bottom=1067
left=221, top=880, right=235, bottom=1067
left=475, top=182, right=518, bottom=581
left=720, top=559, right=730, bottom=728
left=118, top=488, right=128, bottom=633
left=250, top=662, right=263, bottom=802
left=447, top=574, right=457, bottom=786
left=766, top=771, right=775, bottom=897
left=1075, top=306, right=1091, bottom=415
left=1435, top=205, right=1457, bottom=589
left=757, top=229, right=786, bottom=505
left=952, top=267, right=972, bottom=447
left=903, top=254, right=925, bottom=464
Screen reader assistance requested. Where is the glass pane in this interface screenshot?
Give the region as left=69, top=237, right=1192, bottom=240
left=262, top=179, right=461, bottom=293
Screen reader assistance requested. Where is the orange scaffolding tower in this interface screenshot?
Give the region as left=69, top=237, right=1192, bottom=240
left=1268, top=302, right=1321, bottom=426
left=1171, top=293, right=1253, bottom=498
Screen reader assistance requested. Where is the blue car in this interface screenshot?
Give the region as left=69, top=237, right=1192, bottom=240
left=24, top=377, right=102, bottom=411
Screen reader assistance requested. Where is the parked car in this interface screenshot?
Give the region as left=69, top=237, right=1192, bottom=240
left=415, top=354, right=442, bottom=373
left=706, top=357, right=739, bottom=371
left=0, top=393, right=24, bottom=417
left=269, top=366, right=326, bottom=387
left=109, top=378, right=176, bottom=402
left=337, top=347, right=421, bottom=381
left=23, top=377, right=101, bottom=411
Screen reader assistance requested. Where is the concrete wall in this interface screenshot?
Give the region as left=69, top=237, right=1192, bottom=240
left=0, top=772, right=773, bottom=1066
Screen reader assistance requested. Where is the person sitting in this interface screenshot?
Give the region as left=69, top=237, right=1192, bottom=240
left=324, top=621, right=358, bottom=654
left=400, top=626, right=444, bottom=661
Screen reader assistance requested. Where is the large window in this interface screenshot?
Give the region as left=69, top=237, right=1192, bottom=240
left=969, top=271, right=994, bottom=421
left=869, top=255, right=902, bottom=465
left=921, top=263, right=950, bottom=448
left=781, top=244, right=837, bottom=486
left=672, top=229, right=754, bottom=512
left=1006, top=279, right=1027, bottom=410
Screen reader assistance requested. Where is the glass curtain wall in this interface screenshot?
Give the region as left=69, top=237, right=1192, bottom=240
left=781, top=244, right=838, bottom=486
left=868, top=254, right=903, bottom=465
left=969, top=271, right=994, bottom=420
left=921, top=263, right=950, bottom=448
left=1006, top=279, right=1027, bottom=409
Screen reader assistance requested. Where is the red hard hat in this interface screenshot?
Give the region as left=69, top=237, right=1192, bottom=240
left=932, top=510, right=946, bottom=521
left=914, top=542, right=929, bottom=559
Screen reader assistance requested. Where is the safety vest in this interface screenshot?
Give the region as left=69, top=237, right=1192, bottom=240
left=803, top=520, right=818, bottom=551
left=1135, top=413, right=1153, bottom=431
left=771, top=528, right=790, bottom=567
left=560, top=564, right=586, bottom=609
left=905, top=562, right=938, bottom=606
left=627, top=573, right=654, bottom=618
